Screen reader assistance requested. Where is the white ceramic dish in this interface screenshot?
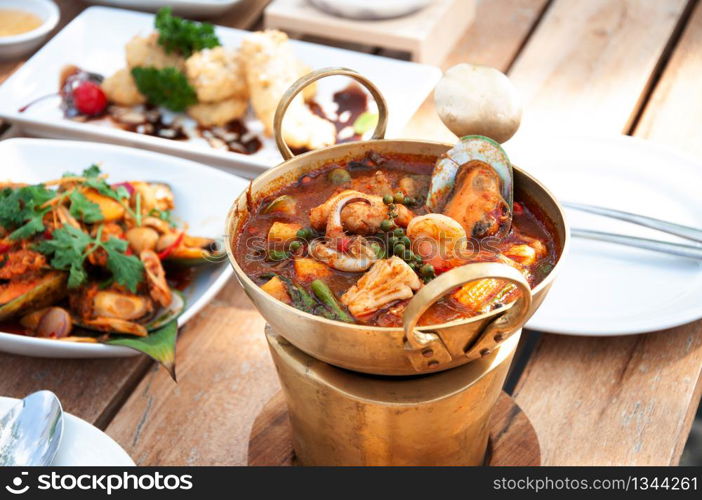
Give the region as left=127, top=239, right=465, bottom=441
left=0, top=6, right=442, bottom=178
left=83, top=0, right=243, bottom=18
left=0, top=396, right=135, bottom=466
left=0, top=138, right=245, bottom=358
left=0, top=0, right=59, bottom=61
left=308, top=0, right=432, bottom=20
left=507, top=135, right=702, bottom=336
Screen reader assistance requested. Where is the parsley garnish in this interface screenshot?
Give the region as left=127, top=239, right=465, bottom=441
left=131, top=67, right=197, bottom=112
left=36, top=225, right=144, bottom=292
left=154, top=7, right=220, bottom=58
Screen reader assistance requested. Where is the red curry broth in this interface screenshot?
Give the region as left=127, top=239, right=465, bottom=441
left=234, top=151, right=557, bottom=326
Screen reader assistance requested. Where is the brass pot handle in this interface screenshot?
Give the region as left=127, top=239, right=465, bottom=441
left=273, top=67, right=389, bottom=161
left=402, top=262, right=532, bottom=371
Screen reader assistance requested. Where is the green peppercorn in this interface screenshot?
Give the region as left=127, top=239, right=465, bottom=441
left=420, top=264, right=435, bottom=277
left=409, top=261, right=418, bottom=270
left=380, top=219, right=394, bottom=232
left=393, top=243, right=405, bottom=255
left=383, top=194, right=394, bottom=205
left=403, top=249, right=413, bottom=261
left=289, top=240, right=302, bottom=252
left=394, top=192, right=405, bottom=204
left=393, top=228, right=404, bottom=237
left=401, top=236, right=411, bottom=246
left=403, top=196, right=415, bottom=206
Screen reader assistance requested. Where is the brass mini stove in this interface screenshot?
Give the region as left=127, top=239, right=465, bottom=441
left=265, top=325, right=522, bottom=466
left=225, top=69, right=568, bottom=466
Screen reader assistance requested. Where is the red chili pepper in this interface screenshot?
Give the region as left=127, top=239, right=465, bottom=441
left=0, top=243, right=11, bottom=254
left=157, top=232, right=184, bottom=260
left=125, top=247, right=133, bottom=256
left=513, top=202, right=524, bottom=215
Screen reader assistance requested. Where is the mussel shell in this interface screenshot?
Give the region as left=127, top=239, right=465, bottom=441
left=0, top=272, right=68, bottom=322
left=74, top=289, right=185, bottom=335
left=426, top=135, right=513, bottom=214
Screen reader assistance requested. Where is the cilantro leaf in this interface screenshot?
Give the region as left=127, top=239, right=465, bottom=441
left=10, top=215, right=48, bottom=240
left=82, top=165, right=102, bottom=178
left=1, top=185, right=55, bottom=240
left=35, top=226, right=144, bottom=292
left=154, top=7, right=220, bottom=58
left=104, top=238, right=144, bottom=293
left=131, top=67, right=197, bottom=112
left=35, top=226, right=93, bottom=288
left=69, top=190, right=104, bottom=223
left=0, top=188, right=23, bottom=228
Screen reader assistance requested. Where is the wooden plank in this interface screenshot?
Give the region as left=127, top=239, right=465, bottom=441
left=508, top=0, right=689, bottom=138
left=634, top=0, right=702, bottom=158
left=512, top=0, right=702, bottom=465
left=0, top=1, right=269, bottom=428
left=104, top=279, right=276, bottom=466
left=102, top=0, right=551, bottom=466
left=401, top=0, right=551, bottom=143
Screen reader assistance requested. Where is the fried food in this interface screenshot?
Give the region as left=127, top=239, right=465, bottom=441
left=101, top=68, right=146, bottom=106
left=187, top=96, right=248, bottom=127
left=240, top=30, right=336, bottom=150
left=185, top=46, right=248, bottom=103
left=125, top=32, right=186, bottom=71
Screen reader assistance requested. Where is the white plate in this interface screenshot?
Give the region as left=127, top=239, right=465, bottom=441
left=0, top=6, right=442, bottom=178
left=507, top=135, right=702, bottom=336
left=83, top=0, right=243, bottom=18
left=0, top=396, right=135, bottom=466
left=0, top=138, right=245, bottom=357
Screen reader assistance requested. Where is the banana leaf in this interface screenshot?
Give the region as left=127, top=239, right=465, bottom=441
left=104, top=319, right=179, bottom=381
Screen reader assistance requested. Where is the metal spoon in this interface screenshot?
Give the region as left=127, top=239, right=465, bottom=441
left=0, top=391, right=64, bottom=466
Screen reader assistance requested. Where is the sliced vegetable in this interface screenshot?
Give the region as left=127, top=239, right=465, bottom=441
left=311, top=279, right=354, bottom=323
left=261, top=276, right=292, bottom=304
left=262, top=195, right=296, bottom=216
left=268, top=222, right=302, bottom=244
left=328, top=168, right=351, bottom=185
left=294, top=258, right=331, bottom=282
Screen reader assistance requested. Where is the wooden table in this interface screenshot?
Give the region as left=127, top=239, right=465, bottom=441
left=1, top=0, right=700, bottom=466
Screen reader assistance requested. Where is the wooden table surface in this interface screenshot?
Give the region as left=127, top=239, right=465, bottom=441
left=1, top=0, right=701, bottom=466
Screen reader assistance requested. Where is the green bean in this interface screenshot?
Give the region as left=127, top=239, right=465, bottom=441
left=311, top=280, right=354, bottom=323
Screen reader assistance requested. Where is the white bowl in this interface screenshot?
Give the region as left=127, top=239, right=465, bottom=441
left=308, top=0, right=432, bottom=20
left=0, top=0, right=60, bottom=60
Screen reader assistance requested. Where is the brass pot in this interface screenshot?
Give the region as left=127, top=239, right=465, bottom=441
left=225, top=68, right=569, bottom=376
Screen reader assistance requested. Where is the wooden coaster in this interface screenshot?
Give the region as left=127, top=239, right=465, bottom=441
left=248, top=390, right=540, bottom=466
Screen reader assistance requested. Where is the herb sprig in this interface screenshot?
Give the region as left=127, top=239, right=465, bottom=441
left=0, top=185, right=55, bottom=240
left=35, top=225, right=144, bottom=292
left=131, top=67, right=197, bottom=112
left=154, top=7, right=221, bottom=58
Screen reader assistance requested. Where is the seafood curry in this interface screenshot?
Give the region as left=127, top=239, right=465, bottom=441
left=235, top=136, right=558, bottom=327
left=0, top=166, right=219, bottom=342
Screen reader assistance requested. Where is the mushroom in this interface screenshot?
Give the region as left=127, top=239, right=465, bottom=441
left=434, top=63, right=522, bottom=144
